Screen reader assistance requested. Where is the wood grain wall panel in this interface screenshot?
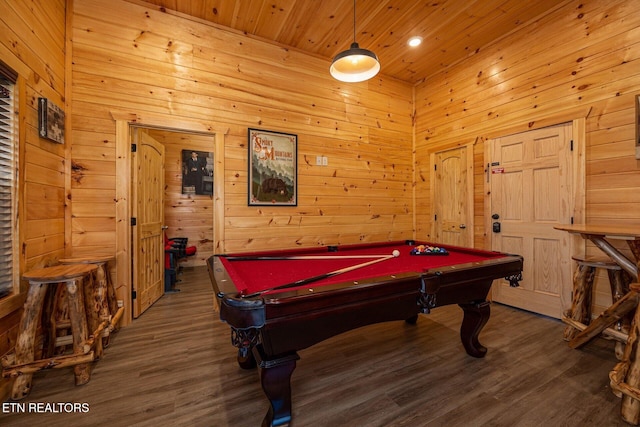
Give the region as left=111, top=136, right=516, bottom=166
left=70, top=174, right=116, bottom=190
left=71, top=217, right=117, bottom=233
left=5, top=0, right=69, bottom=359
left=70, top=0, right=413, bottom=262
left=25, top=219, right=65, bottom=240
left=415, top=0, right=640, bottom=314
left=0, top=1, right=65, bottom=92
left=25, top=144, right=66, bottom=174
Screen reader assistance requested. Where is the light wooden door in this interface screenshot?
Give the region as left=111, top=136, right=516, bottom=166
left=489, top=124, right=573, bottom=318
left=131, top=130, right=165, bottom=318
left=431, top=145, right=473, bottom=247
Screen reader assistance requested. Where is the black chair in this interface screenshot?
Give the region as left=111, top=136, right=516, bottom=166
left=163, top=233, right=197, bottom=293
left=164, top=245, right=181, bottom=293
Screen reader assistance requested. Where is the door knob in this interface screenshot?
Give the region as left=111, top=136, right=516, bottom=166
left=459, top=224, right=466, bottom=229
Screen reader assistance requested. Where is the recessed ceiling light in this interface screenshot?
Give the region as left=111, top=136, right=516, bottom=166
left=408, top=36, right=423, bottom=47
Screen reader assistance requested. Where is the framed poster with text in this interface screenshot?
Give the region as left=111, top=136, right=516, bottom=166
left=248, top=128, right=297, bottom=206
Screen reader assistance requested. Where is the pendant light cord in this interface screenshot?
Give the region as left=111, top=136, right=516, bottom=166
left=352, top=0, right=356, bottom=43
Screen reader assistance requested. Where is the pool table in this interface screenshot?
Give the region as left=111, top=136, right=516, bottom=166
left=207, top=240, right=523, bottom=427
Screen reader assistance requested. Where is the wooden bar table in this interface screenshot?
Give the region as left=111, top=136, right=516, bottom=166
left=5, top=264, right=98, bottom=400
left=556, top=224, right=638, bottom=346
left=555, top=224, right=640, bottom=425
left=555, top=224, right=640, bottom=280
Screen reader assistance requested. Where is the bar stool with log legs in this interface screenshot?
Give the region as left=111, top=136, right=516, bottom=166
left=563, top=256, right=632, bottom=356
left=3, top=264, right=98, bottom=400
left=609, top=283, right=640, bottom=425
left=59, top=255, right=123, bottom=350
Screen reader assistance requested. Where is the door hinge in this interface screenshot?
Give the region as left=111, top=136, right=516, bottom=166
left=132, top=290, right=137, bottom=300
left=434, top=214, right=437, bottom=221
left=434, top=164, right=437, bottom=171
left=570, top=140, right=574, bottom=151
left=131, top=217, right=136, bottom=226
left=131, top=143, right=137, bottom=152
left=571, top=216, right=574, bottom=224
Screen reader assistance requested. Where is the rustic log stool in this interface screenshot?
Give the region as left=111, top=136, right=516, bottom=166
left=6, top=264, right=98, bottom=400
left=609, top=284, right=640, bottom=425
left=59, top=256, right=122, bottom=349
left=563, top=256, right=631, bottom=347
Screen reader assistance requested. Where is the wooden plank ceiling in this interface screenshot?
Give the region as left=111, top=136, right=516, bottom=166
left=133, top=0, right=565, bottom=85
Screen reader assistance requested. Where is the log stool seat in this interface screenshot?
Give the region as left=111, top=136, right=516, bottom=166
left=563, top=256, right=631, bottom=348
left=1, top=264, right=98, bottom=400
left=59, top=255, right=123, bottom=349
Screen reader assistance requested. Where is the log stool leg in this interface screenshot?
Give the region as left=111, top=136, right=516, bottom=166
left=608, top=284, right=640, bottom=425
left=94, top=261, right=115, bottom=346
left=81, top=271, right=105, bottom=359
left=40, top=285, right=60, bottom=359
left=610, top=269, right=633, bottom=359
left=10, top=283, right=48, bottom=400
left=564, top=262, right=596, bottom=341
left=60, top=257, right=120, bottom=348
left=66, top=277, right=91, bottom=385
left=104, top=261, right=119, bottom=326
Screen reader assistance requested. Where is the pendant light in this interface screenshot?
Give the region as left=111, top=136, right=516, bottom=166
left=330, top=0, right=380, bottom=82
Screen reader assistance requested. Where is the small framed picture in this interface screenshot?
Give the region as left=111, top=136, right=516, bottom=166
left=248, top=128, right=297, bottom=206
left=38, top=97, right=65, bottom=144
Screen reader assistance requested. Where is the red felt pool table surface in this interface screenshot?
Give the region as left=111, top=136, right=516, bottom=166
left=219, top=241, right=508, bottom=295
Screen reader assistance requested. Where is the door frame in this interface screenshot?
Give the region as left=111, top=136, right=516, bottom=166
left=112, top=110, right=228, bottom=326
left=429, top=143, right=474, bottom=247
left=484, top=117, right=587, bottom=304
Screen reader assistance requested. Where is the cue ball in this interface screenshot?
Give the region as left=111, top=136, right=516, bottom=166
left=392, top=250, right=400, bottom=257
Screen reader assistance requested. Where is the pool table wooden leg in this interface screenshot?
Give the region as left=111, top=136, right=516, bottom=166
left=405, top=314, right=419, bottom=324
left=458, top=300, right=490, bottom=358
left=254, top=345, right=300, bottom=427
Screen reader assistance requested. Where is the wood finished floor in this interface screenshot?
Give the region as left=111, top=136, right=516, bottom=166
left=0, top=266, right=631, bottom=427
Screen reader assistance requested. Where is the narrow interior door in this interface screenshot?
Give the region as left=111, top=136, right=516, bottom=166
left=131, top=129, right=165, bottom=318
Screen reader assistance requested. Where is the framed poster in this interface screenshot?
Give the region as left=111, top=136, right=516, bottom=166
left=248, top=128, right=297, bottom=206
left=182, top=149, right=213, bottom=195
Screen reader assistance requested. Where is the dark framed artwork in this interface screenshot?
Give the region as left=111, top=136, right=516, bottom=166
left=248, top=128, right=297, bottom=206
left=182, top=149, right=213, bottom=195
left=38, top=97, right=65, bottom=144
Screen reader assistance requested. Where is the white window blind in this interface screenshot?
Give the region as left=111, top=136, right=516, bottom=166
left=0, top=72, right=15, bottom=298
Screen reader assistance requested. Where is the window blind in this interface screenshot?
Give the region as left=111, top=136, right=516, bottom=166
left=0, top=73, right=15, bottom=298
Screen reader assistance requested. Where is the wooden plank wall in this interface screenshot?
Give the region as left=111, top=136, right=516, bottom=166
left=0, top=0, right=67, bottom=401
left=414, top=0, right=640, bottom=313
left=69, top=0, right=413, bottom=261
